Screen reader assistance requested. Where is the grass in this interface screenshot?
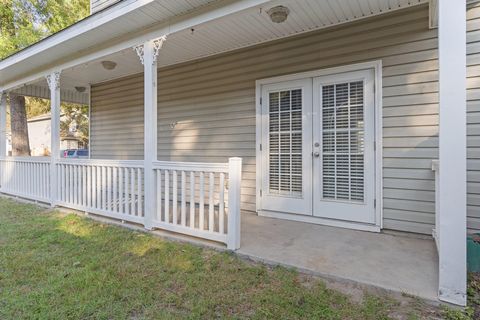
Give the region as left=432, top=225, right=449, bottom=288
left=0, top=197, right=474, bottom=319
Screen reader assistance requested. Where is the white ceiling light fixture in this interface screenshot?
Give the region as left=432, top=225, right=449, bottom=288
left=267, top=6, right=290, bottom=23
left=101, top=60, right=117, bottom=70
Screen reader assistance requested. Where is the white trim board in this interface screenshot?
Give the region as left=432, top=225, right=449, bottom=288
left=258, top=210, right=381, bottom=233
left=255, top=60, right=383, bottom=231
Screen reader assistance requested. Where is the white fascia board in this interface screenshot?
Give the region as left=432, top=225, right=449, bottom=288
left=1, top=0, right=271, bottom=91
left=0, top=0, right=154, bottom=70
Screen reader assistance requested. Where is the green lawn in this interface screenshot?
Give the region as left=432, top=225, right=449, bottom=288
left=0, top=198, right=474, bottom=319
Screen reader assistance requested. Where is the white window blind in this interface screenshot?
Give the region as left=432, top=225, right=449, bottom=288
left=322, top=81, right=365, bottom=202
left=268, top=89, right=303, bottom=196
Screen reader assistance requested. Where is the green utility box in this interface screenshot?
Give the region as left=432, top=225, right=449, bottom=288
left=468, top=234, right=480, bottom=272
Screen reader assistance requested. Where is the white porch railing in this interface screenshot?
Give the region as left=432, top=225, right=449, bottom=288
left=0, top=157, right=242, bottom=249
left=152, top=158, right=242, bottom=249
left=56, top=159, right=145, bottom=224
left=0, top=157, right=51, bottom=203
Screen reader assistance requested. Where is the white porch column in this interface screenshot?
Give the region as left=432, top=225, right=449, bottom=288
left=46, top=71, right=61, bottom=207
left=134, top=36, right=166, bottom=230
left=0, top=92, right=7, bottom=158
left=437, top=0, right=467, bottom=306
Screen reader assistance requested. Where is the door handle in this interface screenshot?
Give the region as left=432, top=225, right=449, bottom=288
left=313, top=152, right=320, bottom=158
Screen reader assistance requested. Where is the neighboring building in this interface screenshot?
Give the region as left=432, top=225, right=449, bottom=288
left=27, top=113, right=87, bottom=156
left=0, top=0, right=471, bottom=306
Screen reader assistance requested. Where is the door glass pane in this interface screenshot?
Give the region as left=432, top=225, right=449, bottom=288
left=268, top=89, right=302, bottom=196
left=322, top=81, right=365, bottom=202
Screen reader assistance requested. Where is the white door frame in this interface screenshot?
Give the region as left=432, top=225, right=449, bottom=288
left=255, top=60, right=383, bottom=232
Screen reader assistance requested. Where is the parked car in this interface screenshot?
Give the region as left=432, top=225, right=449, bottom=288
left=63, top=149, right=89, bottom=158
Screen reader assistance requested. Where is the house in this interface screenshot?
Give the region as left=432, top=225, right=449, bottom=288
left=27, top=113, right=88, bottom=156
left=0, top=0, right=471, bottom=306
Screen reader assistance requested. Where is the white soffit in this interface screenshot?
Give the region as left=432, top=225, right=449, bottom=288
left=156, top=0, right=428, bottom=68
left=0, top=0, right=220, bottom=88
left=2, top=0, right=428, bottom=93
left=64, top=0, right=429, bottom=88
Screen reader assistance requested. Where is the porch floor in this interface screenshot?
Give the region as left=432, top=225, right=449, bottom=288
left=238, top=213, right=439, bottom=302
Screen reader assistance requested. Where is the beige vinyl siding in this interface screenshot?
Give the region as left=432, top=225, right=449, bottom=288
left=90, top=73, right=144, bottom=160
left=467, top=1, right=480, bottom=233
left=90, top=4, right=439, bottom=233
left=90, top=0, right=120, bottom=13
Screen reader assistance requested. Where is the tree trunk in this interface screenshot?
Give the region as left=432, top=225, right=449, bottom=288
left=9, top=93, right=30, bottom=156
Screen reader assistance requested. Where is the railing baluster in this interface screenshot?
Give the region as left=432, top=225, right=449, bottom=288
left=165, top=170, right=170, bottom=223
left=130, top=168, right=135, bottom=216
left=209, top=172, right=214, bottom=232
left=113, top=166, right=117, bottom=213
left=69, top=165, right=73, bottom=204
left=29, top=162, right=32, bottom=197
left=82, top=166, right=87, bottom=207
left=19, top=162, right=22, bottom=194
left=219, top=173, right=225, bottom=235
left=173, top=170, right=177, bottom=225
left=124, top=167, right=129, bottom=215
left=74, top=165, right=78, bottom=205
left=107, top=166, right=112, bottom=211
left=27, top=162, right=31, bottom=196
left=92, top=166, right=99, bottom=209
left=31, top=162, right=35, bottom=197
left=118, top=167, right=123, bottom=214
left=87, top=166, right=91, bottom=208
left=181, top=171, right=186, bottom=226
left=137, top=168, right=142, bottom=217
left=102, top=166, right=107, bottom=210
left=190, top=171, right=195, bottom=228
left=156, top=169, right=161, bottom=221
left=96, top=166, right=101, bottom=209
left=54, top=163, right=58, bottom=201
left=199, top=172, right=205, bottom=231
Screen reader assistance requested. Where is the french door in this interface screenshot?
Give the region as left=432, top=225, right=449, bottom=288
left=261, top=69, right=376, bottom=225
left=260, top=79, right=313, bottom=215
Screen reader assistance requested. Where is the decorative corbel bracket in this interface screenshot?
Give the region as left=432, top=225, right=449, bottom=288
left=133, top=35, right=167, bottom=65
left=46, top=71, right=61, bottom=91
left=152, top=35, right=167, bottom=63
left=133, top=44, right=145, bottom=65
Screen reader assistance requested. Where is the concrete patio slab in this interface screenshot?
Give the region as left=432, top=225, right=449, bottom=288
left=238, top=213, right=439, bottom=302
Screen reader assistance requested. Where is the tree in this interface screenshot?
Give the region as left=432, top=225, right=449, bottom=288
left=60, top=103, right=89, bottom=148
left=1, top=0, right=89, bottom=60
left=9, top=93, right=30, bottom=156
left=1, top=0, right=89, bottom=155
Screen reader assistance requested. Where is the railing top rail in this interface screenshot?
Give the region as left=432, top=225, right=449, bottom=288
left=57, top=158, right=144, bottom=168
left=0, top=156, right=51, bottom=163
left=153, top=160, right=229, bottom=173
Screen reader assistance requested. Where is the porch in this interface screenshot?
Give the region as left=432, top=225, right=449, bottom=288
left=240, top=213, right=438, bottom=302
left=0, top=0, right=467, bottom=306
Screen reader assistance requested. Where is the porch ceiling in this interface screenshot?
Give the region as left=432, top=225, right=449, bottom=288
left=6, top=0, right=428, bottom=98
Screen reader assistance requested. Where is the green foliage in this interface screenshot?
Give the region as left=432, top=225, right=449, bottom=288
left=60, top=102, right=89, bottom=146
left=0, top=0, right=89, bottom=60
left=25, top=97, right=50, bottom=118
left=441, top=306, right=474, bottom=320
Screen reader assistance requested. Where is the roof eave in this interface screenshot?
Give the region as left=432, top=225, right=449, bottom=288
left=0, top=0, right=154, bottom=70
